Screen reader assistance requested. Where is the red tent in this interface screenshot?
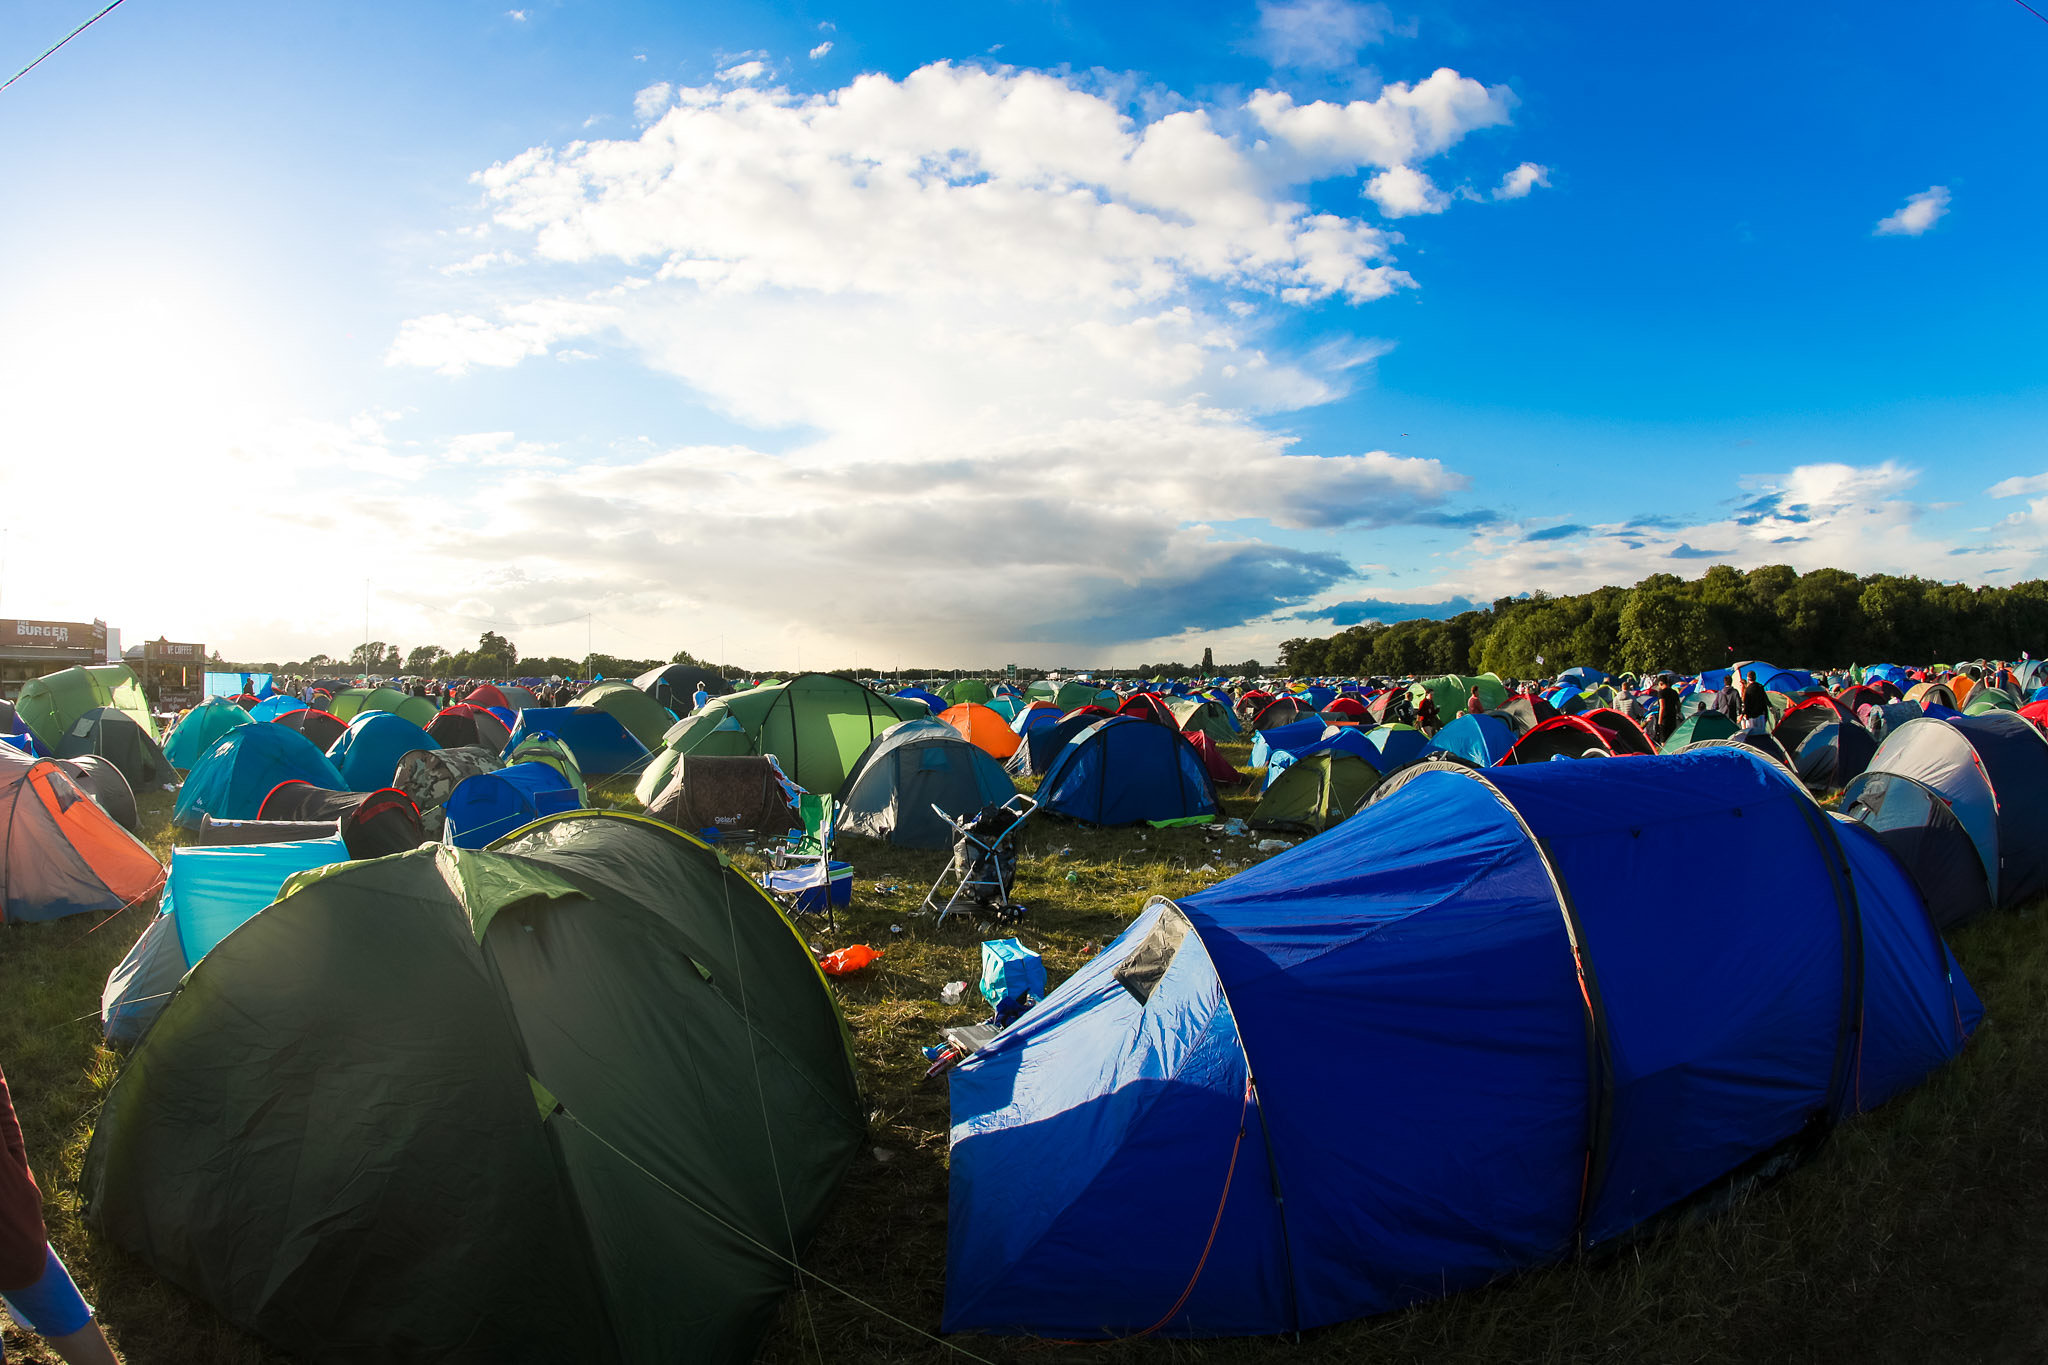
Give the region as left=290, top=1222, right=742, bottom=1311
left=1185, top=731, right=1247, bottom=786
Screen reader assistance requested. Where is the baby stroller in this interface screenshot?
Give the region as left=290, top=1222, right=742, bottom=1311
left=923, top=793, right=1037, bottom=928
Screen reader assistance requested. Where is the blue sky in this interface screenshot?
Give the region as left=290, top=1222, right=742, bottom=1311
left=2, top=0, right=2042, bottom=668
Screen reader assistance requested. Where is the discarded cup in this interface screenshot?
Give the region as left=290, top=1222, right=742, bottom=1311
left=940, top=981, right=969, bottom=1005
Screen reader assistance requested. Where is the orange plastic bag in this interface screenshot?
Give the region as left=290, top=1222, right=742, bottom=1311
left=819, top=944, right=883, bottom=976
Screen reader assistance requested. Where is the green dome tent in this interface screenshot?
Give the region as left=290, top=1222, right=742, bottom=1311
left=329, top=686, right=437, bottom=728
left=1661, top=710, right=1738, bottom=754
left=84, top=812, right=863, bottom=1364
left=1250, top=750, right=1382, bottom=834
left=16, top=663, right=158, bottom=750
left=636, top=672, right=929, bottom=801
left=1166, top=698, right=1235, bottom=744
left=1409, top=674, right=1509, bottom=720
left=579, top=679, right=677, bottom=751
left=938, top=678, right=994, bottom=706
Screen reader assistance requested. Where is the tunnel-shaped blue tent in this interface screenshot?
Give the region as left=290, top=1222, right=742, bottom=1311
left=326, top=712, right=439, bottom=793
left=946, top=749, right=1979, bottom=1339
left=173, top=725, right=345, bottom=830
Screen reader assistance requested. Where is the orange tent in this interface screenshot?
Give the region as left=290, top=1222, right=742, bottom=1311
left=0, top=749, right=163, bottom=923
left=940, top=703, right=1021, bottom=760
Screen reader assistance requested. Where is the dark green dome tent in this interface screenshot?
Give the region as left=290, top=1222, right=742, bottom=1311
left=83, top=812, right=864, bottom=1364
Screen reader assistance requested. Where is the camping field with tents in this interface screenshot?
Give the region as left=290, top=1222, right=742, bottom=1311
left=3, top=656, right=2048, bottom=1362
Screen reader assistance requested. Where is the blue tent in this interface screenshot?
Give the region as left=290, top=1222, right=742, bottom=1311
left=1556, top=665, right=1608, bottom=689
left=443, top=762, right=583, bottom=848
left=502, top=707, right=649, bottom=777
left=163, top=698, right=253, bottom=770
left=1007, top=711, right=1100, bottom=779
left=249, top=694, right=309, bottom=723
left=1760, top=668, right=1819, bottom=695
left=895, top=686, right=948, bottom=713
left=173, top=725, right=345, bottom=830
left=946, top=749, right=1978, bottom=1338
left=1300, top=685, right=1335, bottom=710
left=1249, top=717, right=1326, bottom=769
left=1262, top=728, right=1387, bottom=791
left=1433, top=712, right=1518, bottom=767
left=1856, top=712, right=2048, bottom=909
left=1036, top=716, right=1219, bottom=827
left=326, top=712, right=439, bottom=792
left=1362, top=723, right=1437, bottom=768
left=101, top=835, right=351, bottom=1045
left=1010, top=705, right=1064, bottom=735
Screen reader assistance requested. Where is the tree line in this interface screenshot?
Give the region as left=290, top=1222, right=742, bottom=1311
left=225, top=635, right=743, bottom=682
left=1278, top=566, right=2048, bottom=680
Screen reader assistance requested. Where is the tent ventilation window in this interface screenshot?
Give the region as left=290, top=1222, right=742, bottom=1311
left=1115, top=905, right=1189, bottom=1006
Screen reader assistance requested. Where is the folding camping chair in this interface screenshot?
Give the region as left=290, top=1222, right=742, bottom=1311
left=922, top=793, right=1037, bottom=929
left=761, top=792, right=846, bottom=928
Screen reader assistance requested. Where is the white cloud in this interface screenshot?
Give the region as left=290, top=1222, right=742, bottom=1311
left=1246, top=69, right=1514, bottom=175
left=1256, top=0, right=1399, bottom=70
left=1493, top=161, right=1548, bottom=199
left=809, top=41, right=833, bottom=60
left=1365, top=163, right=1447, bottom=216
left=1875, top=185, right=1949, bottom=237
left=386, top=298, right=613, bottom=375
left=716, top=59, right=767, bottom=83
left=506, top=9, right=527, bottom=20
left=440, top=249, right=521, bottom=276
left=1987, top=472, right=2048, bottom=499
left=377, top=59, right=1543, bottom=658
left=1404, top=460, right=1966, bottom=610
left=632, top=81, right=672, bottom=124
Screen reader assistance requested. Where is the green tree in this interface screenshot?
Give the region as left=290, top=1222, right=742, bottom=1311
left=405, top=644, right=448, bottom=675
left=470, top=630, right=518, bottom=678
left=348, top=641, right=390, bottom=674
left=1617, top=587, right=1711, bottom=673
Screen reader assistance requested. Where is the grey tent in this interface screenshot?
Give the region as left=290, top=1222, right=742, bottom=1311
left=53, top=755, right=139, bottom=834
left=837, top=719, right=1017, bottom=849
left=54, top=706, right=172, bottom=790
left=644, top=755, right=797, bottom=842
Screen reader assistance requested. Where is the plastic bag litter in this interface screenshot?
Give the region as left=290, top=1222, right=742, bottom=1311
left=819, top=944, right=884, bottom=976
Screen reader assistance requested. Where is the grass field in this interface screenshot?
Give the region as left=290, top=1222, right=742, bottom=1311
left=3, top=749, right=2046, bottom=1363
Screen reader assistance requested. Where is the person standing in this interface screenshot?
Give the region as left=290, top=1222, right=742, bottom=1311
left=2, top=1066, right=121, bottom=1363
left=1466, top=686, right=1485, bottom=715
left=1717, top=670, right=1742, bottom=720
left=1656, top=678, right=1682, bottom=746
left=1740, top=670, right=1771, bottom=736
left=691, top=684, right=711, bottom=714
